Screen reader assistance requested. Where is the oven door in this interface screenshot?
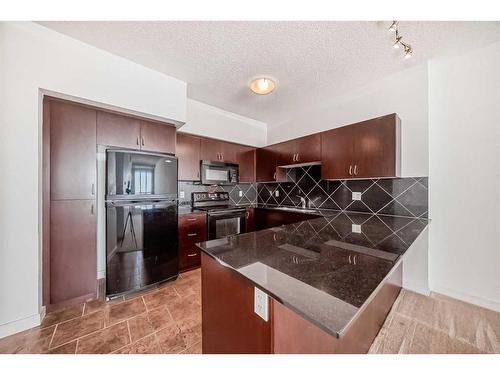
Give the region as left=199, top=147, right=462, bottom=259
left=207, top=209, right=247, bottom=240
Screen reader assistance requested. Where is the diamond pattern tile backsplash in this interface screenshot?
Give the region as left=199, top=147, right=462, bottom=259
left=257, top=165, right=428, bottom=218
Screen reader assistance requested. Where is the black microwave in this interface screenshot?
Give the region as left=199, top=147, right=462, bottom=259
left=200, top=160, right=239, bottom=185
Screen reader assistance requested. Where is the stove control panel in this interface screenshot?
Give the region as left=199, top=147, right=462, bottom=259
left=192, top=191, right=229, bottom=202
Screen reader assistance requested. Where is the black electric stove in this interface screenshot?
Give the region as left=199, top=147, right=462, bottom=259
left=192, top=192, right=247, bottom=239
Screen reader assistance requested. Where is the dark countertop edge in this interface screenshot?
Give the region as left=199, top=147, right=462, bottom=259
left=337, top=224, right=429, bottom=336
left=197, top=214, right=430, bottom=339
left=197, top=245, right=342, bottom=338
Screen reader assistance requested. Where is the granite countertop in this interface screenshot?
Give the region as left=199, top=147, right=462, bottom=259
left=197, top=209, right=428, bottom=338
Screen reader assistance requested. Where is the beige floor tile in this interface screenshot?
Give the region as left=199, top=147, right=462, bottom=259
left=0, top=325, right=56, bottom=354
left=408, top=323, right=483, bottom=354
left=369, top=313, right=415, bottom=354
left=50, top=311, right=104, bottom=348
left=142, top=286, right=181, bottom=310
left=48, top=340, right=77, bottom=354
left=76, top=321, right=130, bottom=354
left=105, top=297, right=146, bottom=326
left=155, top=322, right=187, bottom=354
left=168, top=296, right=201, bottom=322
left=83, top=299, right=106, bottom=315
left=147, top=305, right=174, bottom=331
left=180, top=340, right=202, bottom=354
left=128, top=312, right=155, bottom=342
left=113, top=334, right=161, bottom=354
left=41, top=304, right=84, bottom=328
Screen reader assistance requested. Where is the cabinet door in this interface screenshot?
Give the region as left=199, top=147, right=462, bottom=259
left=200, top=138, right=222, bottom=161
left=220, top=142, right=239, bottom=163
left=237, top=147, right=256, bottom=183
left=255, top=147, right=277, bottom=182
left=352, top=114, right=400, bottom=178
left=321, top=125, right=354, bottom=180
left=97, top=111, right=141, bottom=149
left=50, top=100, right=96, bottom=200
left=177, top=133, right=201, bottom=181
left=245, top=208, right=255, bottom=232
left=275, top=141, right=295, bottom=167
left=50, top=200, right=97, bottom=304
left=139, top=120, right=176, bottom=154
left=294, top=133, right=321, bottom=164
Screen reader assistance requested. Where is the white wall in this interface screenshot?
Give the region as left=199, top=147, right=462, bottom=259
left=181, top=99, right=267, bottom=147
left=0, top=21, right=187, bottom=338
left=428, top=41, right=500, bottom=312
left=267, top=64, right=429, bottom=177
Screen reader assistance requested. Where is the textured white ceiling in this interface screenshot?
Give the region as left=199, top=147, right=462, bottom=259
left=37, top=21, right=499, bottom=125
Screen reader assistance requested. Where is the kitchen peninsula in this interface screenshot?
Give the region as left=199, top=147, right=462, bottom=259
left=198, top=208, right=428, bottom=353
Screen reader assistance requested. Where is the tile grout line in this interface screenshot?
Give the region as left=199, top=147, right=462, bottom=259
left=47, top=323, right=58, bottom=349
left=126, top=320, right=132, bottom=344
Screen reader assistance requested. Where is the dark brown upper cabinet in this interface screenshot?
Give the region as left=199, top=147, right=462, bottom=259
left=177, top=133, right=201, bottom=181
left=97, top=111, right=141, bottom=149
left=200, top=138, right=239, bottom=163
left=237, top=147, right=256, bottom=183
left=274, top=134, right=322, bottom=167
left=256, top=146, right=278, bottom=182
left=50, top=100, right=97, bottom=201
left=321, top=113, right=401, bottom=180
left=139, top=119, right=176, bottom=154
left=97, top=111, right=176, bottom=154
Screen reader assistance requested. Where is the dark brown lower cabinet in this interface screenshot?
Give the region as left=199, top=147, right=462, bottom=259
left=179, top=213, right=207, bottom=272
left=50, top=200, right=97, bottom=308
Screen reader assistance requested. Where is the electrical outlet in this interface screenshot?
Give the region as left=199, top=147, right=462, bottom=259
left=254, top=287, right=269, bottom=321
left=239, top=190, right=243, bottom=197
left=275, top=190, right=279, bottom=197
left=352, top=224, right=362, bottom=233
left=179, top=191, right=185, bottom=199
left=352, top=192, right=362, bottom=201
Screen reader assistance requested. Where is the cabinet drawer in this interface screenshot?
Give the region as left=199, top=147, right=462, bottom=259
left=179, top=245, right=201, bottom=270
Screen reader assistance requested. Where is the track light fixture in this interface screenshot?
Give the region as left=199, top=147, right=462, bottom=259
left=388, top=21, right=413, bottom=59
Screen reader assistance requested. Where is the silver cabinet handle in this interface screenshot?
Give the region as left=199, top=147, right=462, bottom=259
left=296, top=153, right=300, bottom=162
left=141, top=137, right=145, bottom=146
left=292, top=154, right=296, bottom=162
left=136, top=137, right=139, bottom=146
left=187, top=253, right=197, bottom=257
left=216, top=152, right=220, bottom=160
left=273, top=172, right=277, bottom=180
left=91, top=183, right=95, bottom=196
left=91, top=203, right=94, bottom=215
left=187, top=218, right=197, bottom=222
left=187, top=233, right=198, bottom=237
left=354, top=165, right=358, bottom=175
left=349, top=165, right=353, bottom=176
left=220, top=153, right=224, bottom=161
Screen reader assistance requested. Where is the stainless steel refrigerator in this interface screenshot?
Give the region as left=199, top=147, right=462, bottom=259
left=105, top=149, right=178, bottom=298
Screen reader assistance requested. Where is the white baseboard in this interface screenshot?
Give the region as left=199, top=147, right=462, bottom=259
left=0, top=313, right=42, bottom=339
left=431, top=284, right=500, bottom=312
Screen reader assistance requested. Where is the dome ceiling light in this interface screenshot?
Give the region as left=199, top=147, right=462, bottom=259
left=388, top=21, right=413, bottom=59
left=249, top=77, right=276, bottom=95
